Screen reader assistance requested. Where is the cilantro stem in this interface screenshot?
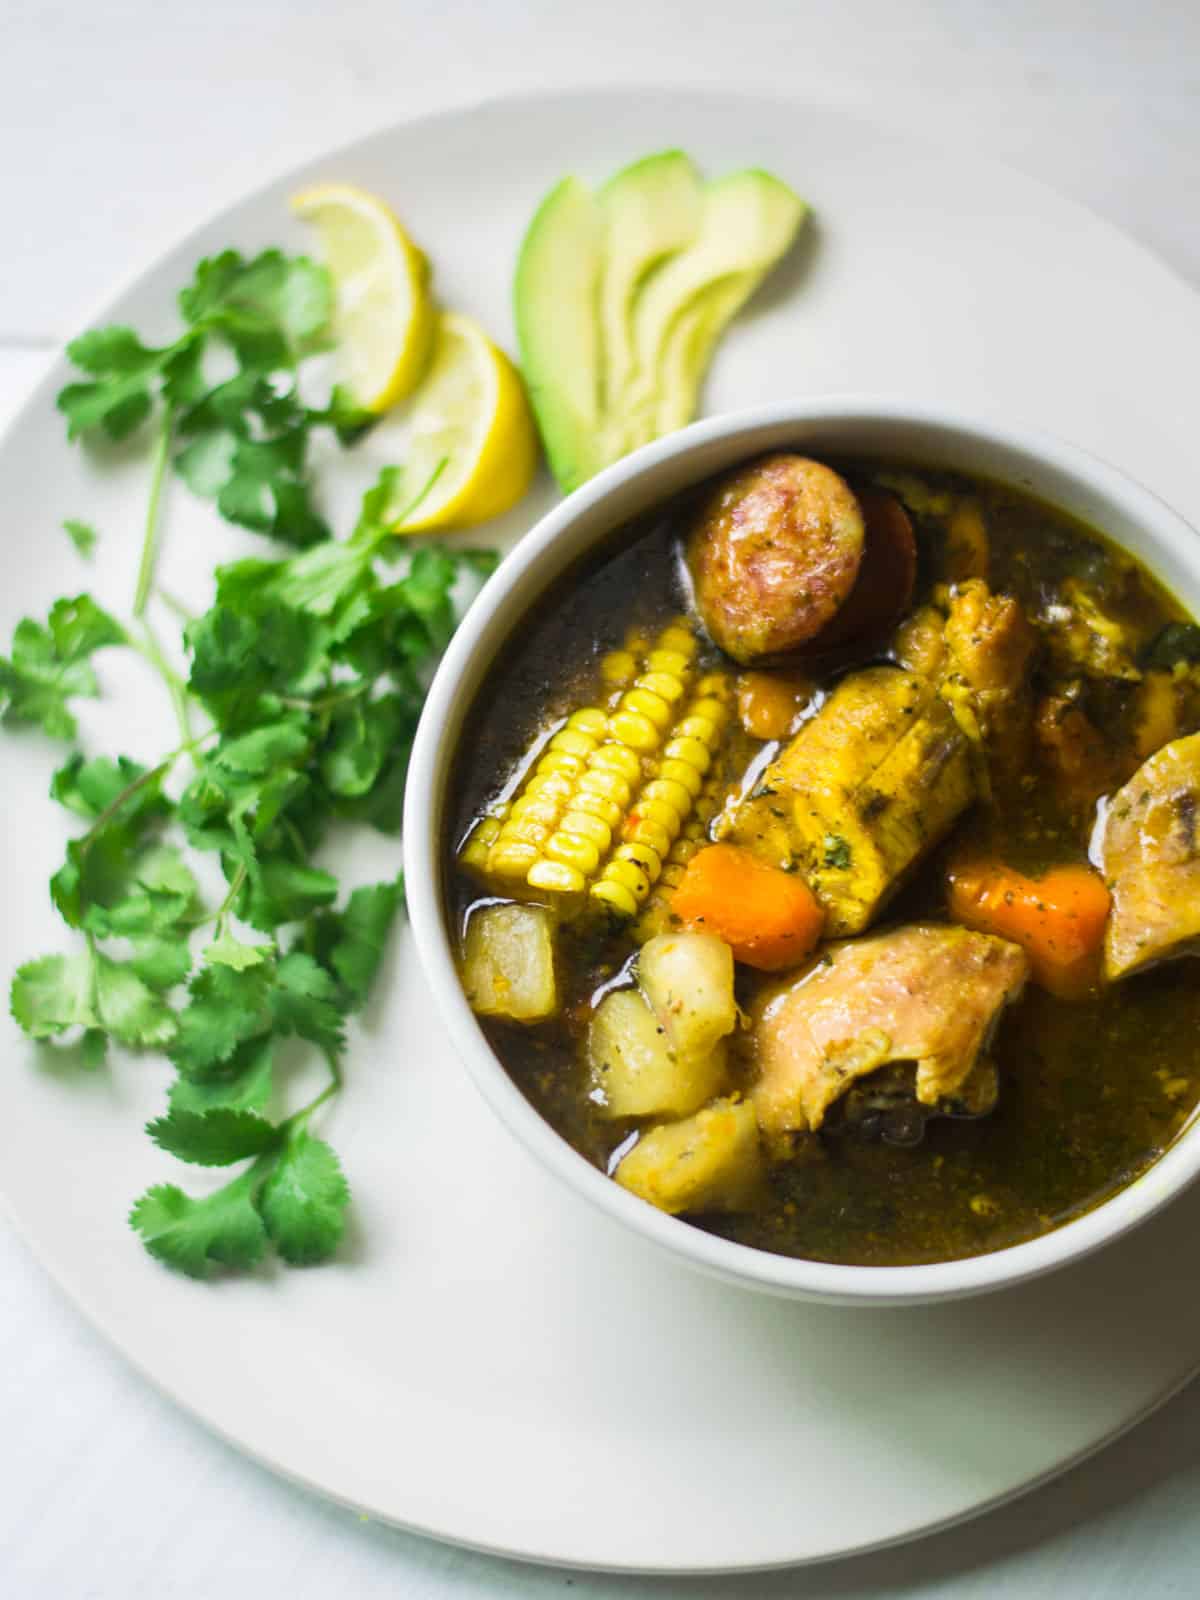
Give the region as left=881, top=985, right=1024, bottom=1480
left=133, top=615, right=193, bottom=745
left=285, top=1052, right=343, bottom=1132
left=132, top=407, right=174, bottom=618
left=211, top=863, right=248, bottom=938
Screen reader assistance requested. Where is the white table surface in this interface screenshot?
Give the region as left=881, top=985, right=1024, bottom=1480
left=4, top=2, right=1200, bottom=1593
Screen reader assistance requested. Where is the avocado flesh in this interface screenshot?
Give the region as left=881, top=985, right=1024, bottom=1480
left=515, top=163, right=806, bottom=491
left=513, top=175, right=606, bottom=492
left=626, top=171, right=807, bottom=439
left=598, top=151, right=703, bottom=413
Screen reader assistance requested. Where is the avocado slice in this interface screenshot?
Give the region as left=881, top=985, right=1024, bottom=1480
left=515, top=160, right=807, bottom=492
left=628, top=170, right=807, bottom=438
left=597, top=151, right=703, bottom=414
left=513, top=175, right=606, bottom=492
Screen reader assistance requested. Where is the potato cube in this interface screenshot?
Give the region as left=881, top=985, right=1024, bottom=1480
left=460, top=903, right=558, bottom=1023
left=588, top=988, right=728, bottom=1118
left=638, top=930, right=736, bottom=1059
left=615, top=1097, right=763, bottom=1215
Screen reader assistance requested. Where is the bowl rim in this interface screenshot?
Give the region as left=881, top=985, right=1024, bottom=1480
left=403, top=394, right=1200, bottom=1305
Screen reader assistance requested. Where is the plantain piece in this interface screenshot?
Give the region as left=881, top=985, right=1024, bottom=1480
left=1101, top=731, right=1200, bottom=980
left=726, top=666, right=974, bottom=936
left=458, top=618, right=733, bottom=918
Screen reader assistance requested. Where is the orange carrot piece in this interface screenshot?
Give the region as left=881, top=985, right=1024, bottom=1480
left=947, top=860, right=1111, bottom=999
left=672, top=843, right=825, bottom=971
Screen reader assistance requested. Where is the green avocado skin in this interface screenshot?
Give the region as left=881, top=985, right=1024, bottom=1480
left=514, top=154, right=807, bottom=494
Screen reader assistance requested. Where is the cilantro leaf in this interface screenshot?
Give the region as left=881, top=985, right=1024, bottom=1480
left=130, top=1168, right=268, bottom=1278
left=167, top=1036, right=274, bottom=1117
left=146, top=1106, right=280, bottom=1167
left=0, top=596, right=126, bottom=738
left=129, top=935, right=193, bottom=992
left=63, top=519, right=98, bottom=558
left=11, top=948, right=175, bottom=1048
left=57, top=327, right=168, bottom=442
left=258, top=1130, right=349, bottom=1265
left=169, top=961, right=274, bottom=1079
left=203, top=931, right=272, bottom=971
left=310, top=877, right=403, bottom=1010
left=178, top=249, right=331, bottom=363
left=239, top=858, right=339, bottom=932
left=268, top=952, right=344, bottom=1055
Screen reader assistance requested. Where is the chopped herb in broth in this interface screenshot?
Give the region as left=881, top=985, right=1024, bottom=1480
left=446, top=456, right=1200, bottom=1267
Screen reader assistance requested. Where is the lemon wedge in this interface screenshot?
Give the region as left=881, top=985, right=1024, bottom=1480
left=290, top=182, right=434, bottom=412
left=393, top=311, right=540, bottom=532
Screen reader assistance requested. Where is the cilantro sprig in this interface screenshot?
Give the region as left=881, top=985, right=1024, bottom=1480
left=57, top=248, right=374, bottom=617
left=6, top=451, right=497, bottom=1277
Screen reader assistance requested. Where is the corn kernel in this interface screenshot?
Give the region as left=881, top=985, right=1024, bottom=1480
left=548, top=727, right=600, bottom=759
left=626, top=818, right=673, bottom=858
left=664, top=735, right=711, bottom=772
left=591, top=745, right=643, bottom=782
left=658, top=626, right=698, bottom=658
left=535, top=751, right=587, bottom=780
left=557, top=810, right=612, bottom=850
left=646, top=649, right=692, bottom=678
left=600, top=650, right=637, bottom=685
left=641, top=778, right=692, bottom=816
left=677, top=714, right=719, bottom=746
left=623, top=688, right=673, bottom=727
left=544, top=833, right=601, bottom=874
left=616, top=840, right=663, bottom=878
left=636, top=797, right=682, bottom=836
left=688, top=697, right=730, bottom=726
left=488, top=841, right=540, bottom=878
left=571, top=790, right=623, bottom=828
left=602, top=857, right=651, bottom=899
left=567, top=708, right=609, bottom=737
left=659, top=758, right=704, bottom=796
left=590, top=880, right=640, bottom=918
left=636, top=671, right=687, bottom=703
left=527, top=859, right=586, bottom=895
left=509, top=794, right=562, bottom=827
left=523, top=772, right=575, bottom=804
left=609, top=710, right=660, bottom=751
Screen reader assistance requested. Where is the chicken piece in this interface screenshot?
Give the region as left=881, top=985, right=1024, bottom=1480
left=750, top=924, right=1028, bottom=1142
left=725, top=667, right=975, bottom=936
left=941, top=580, right=1038, bottom=776
left=1101, top=732, right=1200, bottom=979
left=1038, top=578, right=1143, bottom=682
left=685, top=454, right=865, bottom=664
left=893, top=605, right=947, bottom=679
left=1033, top=693, right=1121, bottom=819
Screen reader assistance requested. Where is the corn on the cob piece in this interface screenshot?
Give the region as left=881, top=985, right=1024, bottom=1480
left=632, top=733, right=733, bottom=942
left=457, top=621, right=731, bottom=918
left=589, top=672, right=732, bottom=919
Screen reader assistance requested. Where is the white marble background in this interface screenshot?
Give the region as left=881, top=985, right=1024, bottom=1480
left=3, top=1, right=1200, bottom=1593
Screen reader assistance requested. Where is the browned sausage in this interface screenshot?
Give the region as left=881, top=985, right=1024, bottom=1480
left=685, top=454, right=865, bottom=665
left=803, top=488, right=917, bottom=653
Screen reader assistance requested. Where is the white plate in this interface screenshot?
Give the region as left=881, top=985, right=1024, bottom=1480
left=3, top=89, right=1200, bottom=1575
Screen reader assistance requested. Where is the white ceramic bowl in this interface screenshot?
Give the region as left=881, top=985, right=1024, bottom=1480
left=404, top=397, right=1200, bottom=1306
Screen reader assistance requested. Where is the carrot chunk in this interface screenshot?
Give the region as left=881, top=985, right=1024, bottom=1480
left=947, top=860, right=1111, bottom=999
left=672, top=843, right=825, bottom=971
